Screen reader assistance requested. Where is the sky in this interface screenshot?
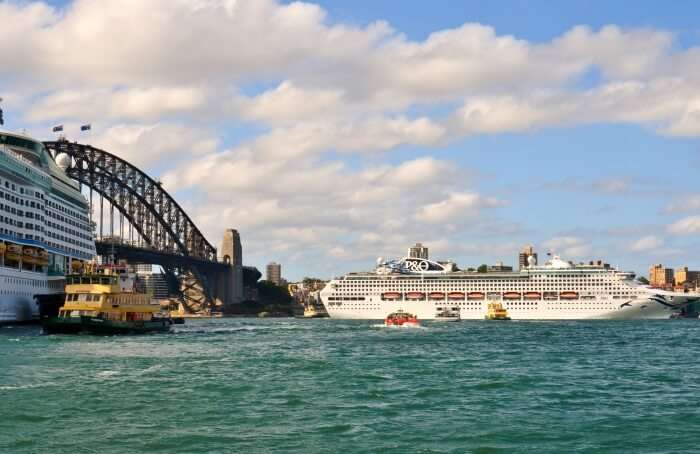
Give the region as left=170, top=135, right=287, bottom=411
left=2, top=0, right=700, bottom=280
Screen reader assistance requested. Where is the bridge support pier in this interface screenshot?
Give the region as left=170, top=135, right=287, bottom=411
left=216, top=229, right=244, bottom=313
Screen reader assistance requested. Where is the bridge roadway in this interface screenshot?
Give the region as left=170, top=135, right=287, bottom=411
left=95, top=240, right=261, bottom=288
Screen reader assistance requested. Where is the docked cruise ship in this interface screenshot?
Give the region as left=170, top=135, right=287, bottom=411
left=0, top=130, right=95, bottom=323
left=320, top=253, right=700, bottom=320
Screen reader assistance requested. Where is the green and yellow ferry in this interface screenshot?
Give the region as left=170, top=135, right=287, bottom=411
left=42, top=265, right=173, bottom=335
left=484, top=302, right=512, bottom=321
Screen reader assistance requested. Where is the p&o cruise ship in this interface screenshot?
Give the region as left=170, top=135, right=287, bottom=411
left=320, top=252, right=699, bottom=320
left=0, top=130, right=95, bottom=323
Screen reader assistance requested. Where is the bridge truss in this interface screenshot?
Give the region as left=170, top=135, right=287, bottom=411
left=43, top=140, right=222, bottom=312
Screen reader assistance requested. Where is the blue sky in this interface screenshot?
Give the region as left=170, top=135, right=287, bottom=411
left=5, top=0, right=700, bottom=280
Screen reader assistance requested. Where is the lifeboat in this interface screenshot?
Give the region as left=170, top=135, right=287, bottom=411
left=524, top=292, right=541, bottom=300
left=503, top=292, right=521, bottom=300
left=405, top=292, right=425, bottom=300
left=384, top=310, right=420, bottom=327
left=23, top=248, right=38, bottom=264
left=560, top=291, right=579, bottom=300
left=381, top=292, right=402, bottom=301
left=5, top=244, right=22, bottom=261
left=447, top=292, right=465, bottom=300
left=428, top=292, right=445, bottom=300
left=37, top=250, right=49, bottom=266
left=467, top=292, right=485, bottom=300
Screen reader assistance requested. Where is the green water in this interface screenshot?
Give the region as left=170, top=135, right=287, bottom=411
left=1, top=319, right=699, bottom=453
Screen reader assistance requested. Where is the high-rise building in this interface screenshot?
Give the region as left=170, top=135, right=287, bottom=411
left=266, top=262, right=282, bottom=286
left=675, top=267, right=700, bottom=286
left=139, top=273, right=170, bottom=299
left=408, top=243, right=429, bottom=259
left=518, top=245, right=538, bottom=270
left=649, top=264, right=674, bottom=287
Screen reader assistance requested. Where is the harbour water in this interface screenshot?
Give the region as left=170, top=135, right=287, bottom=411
left=2, top=319, right=699, bottom=453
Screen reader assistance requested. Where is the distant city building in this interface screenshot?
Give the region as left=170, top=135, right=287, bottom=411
left=129, top=264, right=170, bottom=299
left=266, top=262, right=282, bottom=285
left=649, top=264, right=674, bottom=287
left=134, top=264, right=153, bottom=273
left=408, top=243, right=429, bottom=259
left=488, top=261, right=513, bottom=272
left=519, top=245, right=538, bottom=270
left=675, top=267, right=700, bottom=286
left=139, top=273, right=170, bottom=299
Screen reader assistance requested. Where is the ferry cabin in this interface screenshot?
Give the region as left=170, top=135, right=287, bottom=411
left=58, top=274, right=160, bottom=322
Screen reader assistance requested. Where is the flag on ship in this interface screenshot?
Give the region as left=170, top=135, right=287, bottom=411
left=52, top=125, right=64, bottom=132
left=80, top=124, right=91, bottom=131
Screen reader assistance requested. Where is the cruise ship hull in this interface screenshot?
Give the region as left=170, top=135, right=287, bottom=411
left=322, top=297, right=678, bottom=320
left=0, top=269, right=64, bottom=324
left=0, top=296, right=37, bottom=323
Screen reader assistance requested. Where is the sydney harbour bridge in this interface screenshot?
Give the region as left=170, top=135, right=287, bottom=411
left=43, top=139, right=260, bottom=314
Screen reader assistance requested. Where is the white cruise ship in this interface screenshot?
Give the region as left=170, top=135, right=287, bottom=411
left=320, top=254, right=700, bottom=320
left=0, top=130, right=95, bottom=323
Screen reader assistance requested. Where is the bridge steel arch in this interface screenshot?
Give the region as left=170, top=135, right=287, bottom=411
left=43, top=140, right=222, bottom=312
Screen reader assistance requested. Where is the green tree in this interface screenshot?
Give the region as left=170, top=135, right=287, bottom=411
left=637, top=276, right=650, bottom=285
left=477, top=264, right=488, bottom=273
left=302, top=277, right=324, bottom=286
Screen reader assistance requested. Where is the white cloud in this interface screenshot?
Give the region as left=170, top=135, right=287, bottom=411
left=26, top=86, right=209, bottom=122
left=4, top=1, right=700, bottom=278
left=91, top=123, right=218, bottom=169
left=629, top=235, right=664, bottom=252
left=664, top=195, right=700, bottom=214
left=542, top=236, right=592, bottom=259
left=668, top=216, right=700, bottom=236
left=414, top=192, right=506, bottom=224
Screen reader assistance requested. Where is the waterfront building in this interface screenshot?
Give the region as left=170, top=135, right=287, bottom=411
left=408, top=243, right=429, bottom=259
left=266, top=262, right=282, bottom=285
left=134, top=268, right=170, bottom=300
left=675, top=267, right=700, bottom=287
left=518, top=245, right=538, bottom=270
left=488, top=261, right=513, bottom=272
left=649, top=264, right=674, bottom=287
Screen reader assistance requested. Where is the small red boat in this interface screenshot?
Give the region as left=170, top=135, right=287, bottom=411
left=384, top=310, right=420, bottom=327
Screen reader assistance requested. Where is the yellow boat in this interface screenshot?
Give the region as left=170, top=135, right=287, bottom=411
left=37, top=250, right=49, bottom=266
left=41, top=265, right=174, bottom=335
left=485, top=302, right=511, bottom=321
left=5, top=243, right=22, bottom=261
left=22, top=247, right=38, bottom=265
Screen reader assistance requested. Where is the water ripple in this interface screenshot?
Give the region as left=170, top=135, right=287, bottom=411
left=1, top=319, right=699, bottom=453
